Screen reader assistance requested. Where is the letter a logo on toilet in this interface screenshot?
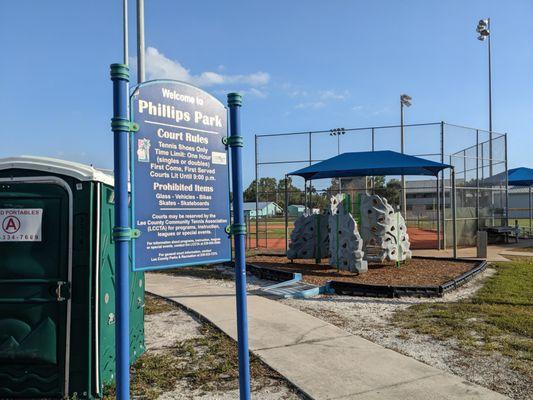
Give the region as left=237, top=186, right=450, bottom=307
left=2, top=216, right=20, bottom=233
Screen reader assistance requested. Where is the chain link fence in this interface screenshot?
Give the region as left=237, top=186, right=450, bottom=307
left=250, top=122, right=508, bottom=252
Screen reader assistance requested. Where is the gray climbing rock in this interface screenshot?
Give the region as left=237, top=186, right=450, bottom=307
left=328, top=194, right=367, bottom=273
left=360, top=194, right=412, bottom=263
left=287, top=212, right=329, bottom=260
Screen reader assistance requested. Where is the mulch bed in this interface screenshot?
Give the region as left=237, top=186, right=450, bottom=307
left=247, top=255, right=476, bottom=287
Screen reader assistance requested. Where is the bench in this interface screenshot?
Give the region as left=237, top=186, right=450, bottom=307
left=484, top=226, right=519, bottom=244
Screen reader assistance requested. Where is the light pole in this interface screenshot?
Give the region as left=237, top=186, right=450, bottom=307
left=476, top=18, right=492, bottom=175
left=400, top=94, right=411, bottom=217
left=330, top=127, right=346, bottom=193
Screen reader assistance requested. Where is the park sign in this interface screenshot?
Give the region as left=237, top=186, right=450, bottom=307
left=130, top=80, right=231, bottom=271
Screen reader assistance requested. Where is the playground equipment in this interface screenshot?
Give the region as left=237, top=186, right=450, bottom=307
left=360, top=194, right=412, bottom=263
left=329, top=194, right=367, bottom=273
left=287, top=213, right=329, bottom=261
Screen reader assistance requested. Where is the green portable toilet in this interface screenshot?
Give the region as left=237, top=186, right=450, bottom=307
left=0, top=156, right=145, bottom=399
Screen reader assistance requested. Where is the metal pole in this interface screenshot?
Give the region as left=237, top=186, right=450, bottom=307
left=371, top=127, right=375, bottom=190
left=488, top=18, right=493, bottom=177
left=284, top=174, right=289, bottom=253
left=254, top=136, right=259, bottom=247
left=436, top=177, right=441, bottom=249
left=441, top=122, right=446, bottom=248
left=304, top=179, right=308, bottom=211
left=529, top=186, right=533, bottom=235
left=504, top=133, right=509, bottom=226
left=123, top=0, right=128, bottom=65
left=246, top=215, right=250, bottom=250
left=227, top=93, right=251, bottom=400
left=452, top=167, right=458, bottom=258
left=110, top=63, right=131, bottom=400
left=308, top=132, right=312, bottom=211
left=400, top=101, right=406, bottom=217
left=476, top=130, right=480, bottom=231
left=136, top=0, right=145, bottom=83
left=337, top=134, right=342, bottom=194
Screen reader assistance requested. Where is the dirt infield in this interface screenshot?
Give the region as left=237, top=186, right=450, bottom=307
left=407, top=227, right=438, bottom=249
left=248, top=227, right=439, bottom=251
left=247, top=255, right=475, bottom=287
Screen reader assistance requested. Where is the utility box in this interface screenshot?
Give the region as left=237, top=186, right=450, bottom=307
left=0, top=156, right=145, bottom=399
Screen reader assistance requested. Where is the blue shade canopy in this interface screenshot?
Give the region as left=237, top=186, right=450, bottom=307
left=508, top=167, right=533, bottom=187
left=289, top=150, right=451, bottom=180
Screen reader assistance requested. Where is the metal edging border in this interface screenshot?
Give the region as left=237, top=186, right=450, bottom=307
left=246, top=257, right=488, bottom=299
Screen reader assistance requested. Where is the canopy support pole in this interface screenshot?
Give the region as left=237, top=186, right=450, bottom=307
left=284, top=174, right=289, bottom=253
left=529, top=186, right=533, bottom=236
left=436, top=177, right=441, bottom=250
left=452, top=167, right=457, bottom=258
left=304, top=179, right=308, bottom=212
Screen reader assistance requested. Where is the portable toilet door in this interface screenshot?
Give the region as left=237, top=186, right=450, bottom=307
left=0, top=173, right=73, bottom=398
left=0, top=156, right=145, bottom=399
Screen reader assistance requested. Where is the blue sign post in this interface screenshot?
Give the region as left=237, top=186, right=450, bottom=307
left=227, top=93, right=251, bottom=400
left=110, top=63, right=132, bottom=400
left=129, top=80, right=231, bottom=271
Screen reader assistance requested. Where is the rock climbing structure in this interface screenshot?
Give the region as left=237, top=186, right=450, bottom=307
left=360, top=194, right=412, bottom=263
left=329, top=194, right=367, bottom=273
left=287, top=212, right=329, bottom=262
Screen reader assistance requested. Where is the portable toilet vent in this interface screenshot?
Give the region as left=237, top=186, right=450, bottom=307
left=0, top=156, right=145, bottom=399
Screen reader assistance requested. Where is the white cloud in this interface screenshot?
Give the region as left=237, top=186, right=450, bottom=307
left=294, top=101, right=326, bottom=110
left=319, top=89, right=349, bottom=100
left=352, top=105, right=364, bottom=111
left=140, top=47, right=270, bottom=87
left=372, top=107, right=391, bottom=116
left=212, top=87, right=268, bottom=98
left=246, top=88, right=268, bottom=98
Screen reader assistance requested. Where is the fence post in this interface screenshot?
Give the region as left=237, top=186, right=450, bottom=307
left=441, top=121, right=446, bottom=249
left=110, top=63, right=131, bottom=400
left=284, top=174, right=289, bottom=253
left=476, top=129, right=480, bottom=232
left=254, top=135, right=259, bottom=248
left=504, top=133, right=509, bottom=226
left=227, top=93, right=251, bottom=400
left=452, top=167, right=457, bottom=258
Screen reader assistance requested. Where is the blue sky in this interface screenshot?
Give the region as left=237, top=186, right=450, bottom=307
left=1, top=0, right=532, bottom=187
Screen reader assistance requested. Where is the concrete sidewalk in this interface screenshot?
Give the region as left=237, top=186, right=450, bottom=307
left=146, top=273, right=508, bottom=400
left=414, top=240, right=533, bottom=262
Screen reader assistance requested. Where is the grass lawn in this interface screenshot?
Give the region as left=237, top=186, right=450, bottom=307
left=105, top=294, right=295, bottom=400
left=393, top=258, right=533, bottom=375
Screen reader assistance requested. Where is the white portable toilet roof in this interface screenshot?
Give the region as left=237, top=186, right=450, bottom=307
left=0, top=156, right=114, bottom=186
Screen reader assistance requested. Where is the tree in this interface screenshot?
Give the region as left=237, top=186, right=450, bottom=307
left=243, top=177, right=308, bottom=207
left=275, top=176, right=304, bottom=208
left=374, top=177, right=401, bottom=208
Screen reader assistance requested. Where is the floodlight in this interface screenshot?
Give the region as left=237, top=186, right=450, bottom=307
left=477, top=35, right=486, bottom=41
left=478, top=19, right=488, bottom=27
left=400, top=94, right=412, bottom=107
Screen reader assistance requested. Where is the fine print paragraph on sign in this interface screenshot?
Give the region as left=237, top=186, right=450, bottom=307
left=131, top=81, right=231, bottom=271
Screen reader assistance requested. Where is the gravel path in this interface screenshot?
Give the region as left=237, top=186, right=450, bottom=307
left=159, top=383, right=300, bottom=400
